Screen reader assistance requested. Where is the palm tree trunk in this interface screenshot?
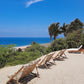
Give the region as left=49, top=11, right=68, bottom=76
left=54, top=36, right=56, bottom=40
left=50, top=36, right=52, bottom=42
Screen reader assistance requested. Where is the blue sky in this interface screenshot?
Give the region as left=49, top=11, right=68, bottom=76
left=0, top=0, right=84, bottom=37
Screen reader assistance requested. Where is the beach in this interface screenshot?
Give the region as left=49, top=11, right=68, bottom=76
left=0, top=50, right=84, bottom=84
left=15, top=43, right=50, bottom=50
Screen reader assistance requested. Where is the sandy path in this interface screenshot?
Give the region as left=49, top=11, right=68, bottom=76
left=0, top=65, right=22, bottom=84
left=28, top=51, right=84, bottom=84
left=0, top=51, right=84, bottom=84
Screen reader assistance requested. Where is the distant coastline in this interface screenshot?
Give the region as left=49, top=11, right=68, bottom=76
left=15, top=43, right=50, bottom=50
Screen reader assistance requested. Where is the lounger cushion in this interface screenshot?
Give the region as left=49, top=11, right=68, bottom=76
left=68, top=45, right=83, bottom=51
left=67, top=48, right=78, bottom=51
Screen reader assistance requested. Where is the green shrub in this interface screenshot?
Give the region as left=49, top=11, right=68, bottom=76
left=17, top=48, right=22, bottom=52
left=0, top=43, right=44, bottom=68
left=65, top=29, right=84, bottom=48
left=45, top=38, right=68, bottom=53
left=25, top=43, right=45, bottom=54
left=6, top=51, right=41, bottom=66
left=0, top=45, right=15, bottom=68
left=45, top=46, right=52, bottom=54
left=31, top=41, right=37, bottom=45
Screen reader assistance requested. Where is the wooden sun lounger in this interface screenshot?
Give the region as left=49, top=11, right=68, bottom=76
left=53, top=49, right=66, bottom=60
left=68, top=45, right=83, bottom=53
left=58, top=49, right=66, bottom=58
left=37, top=52, right=55, bottom=69
left=79, top=48, right=84, bottom=54
left=44, top=52, right=56, bottom=65
left=53, top=50, right=62, bottom=60
left=68, top=49, right=81, bottom=53
left=6, top=59, right=41, bottom=84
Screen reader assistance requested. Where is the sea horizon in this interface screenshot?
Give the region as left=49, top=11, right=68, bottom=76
left=0, top=37, right=56, bottom=47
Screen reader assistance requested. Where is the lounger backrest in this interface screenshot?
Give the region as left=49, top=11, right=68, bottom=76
left=78, top=45, right=83, bottom=50
left=45, top=52, right=55, bottom=63
left=53, top=51, right=59, bottom=58
left=7, top=59, right=41, bottom=84
left=21, top=59, right=41, bottom=78
left=38, top=55, right=48, bottom=67
left=59, top=49, right=66, bottom=57
left=53, top=50, right=62, bottom=60
left=21, top=64, right=34, bottom=78
left=21, top=60, right=40, bottom=78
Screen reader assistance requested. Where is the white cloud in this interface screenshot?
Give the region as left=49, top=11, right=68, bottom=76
left=26, top=0, right=43, bottom=8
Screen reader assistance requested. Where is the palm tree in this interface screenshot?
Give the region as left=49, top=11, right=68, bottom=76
left=60, top=23, right=68, bottom=37
left=48, top=22, right=60, bottom=41
left=48, top=25, right=53, bottom=41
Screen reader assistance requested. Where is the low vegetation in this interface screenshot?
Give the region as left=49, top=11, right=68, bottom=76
left=0, top=43, right=45, bottom=68
left=65, top=29, right=84, bottom=48
left=45, top=38, right=68, bottom=54
left=46, top=29, right=84, bottom=53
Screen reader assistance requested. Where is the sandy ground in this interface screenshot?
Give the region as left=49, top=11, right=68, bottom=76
left=15, top=43, right=50, bottom=50
left=0, top=50, right=84, bottom=84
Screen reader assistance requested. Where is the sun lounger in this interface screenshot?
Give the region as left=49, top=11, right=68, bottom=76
left=6, top=59, right=41, bottom=84
left=37, top=52, right=55, bottom=68
left=79, top=48, right=84, bottom=54
left=53, top=49, right=66, bottom=60
left=68, top=45, right=83, bottom=53
left=53, top=50, right=62, bottom=60
left=59, top=49, right=67, bottom=58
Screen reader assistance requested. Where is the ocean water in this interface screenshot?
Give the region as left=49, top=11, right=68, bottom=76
left=0, top=37, right=54, bottom=47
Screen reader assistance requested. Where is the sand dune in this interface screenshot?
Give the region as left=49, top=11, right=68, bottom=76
left=0, top=50, right=84, bottom=84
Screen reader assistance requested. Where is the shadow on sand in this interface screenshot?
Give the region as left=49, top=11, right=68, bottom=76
left=8, top=73, right=38, bottom=84
left=54, top=56, right=68, bottom=61
left=19, top=73, right=38, bottom=84
left=38, top=63, right=55, bottom=69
